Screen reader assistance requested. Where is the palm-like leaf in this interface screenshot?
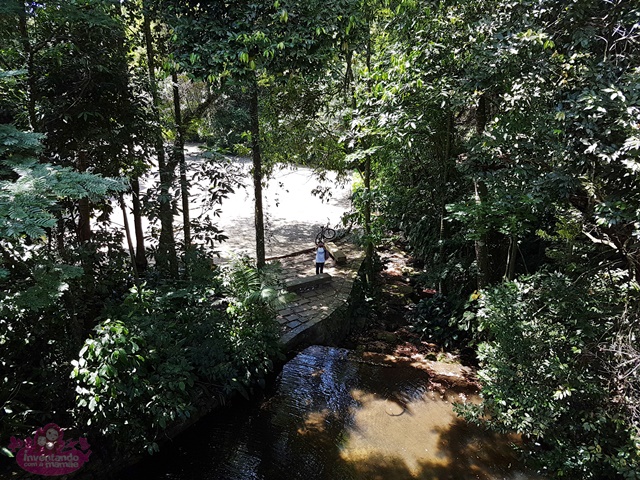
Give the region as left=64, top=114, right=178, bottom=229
left=224, top=259, right=294, bottom=314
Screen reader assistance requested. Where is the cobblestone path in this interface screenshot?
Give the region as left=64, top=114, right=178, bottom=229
left=269, top=241, right=364, bottom=349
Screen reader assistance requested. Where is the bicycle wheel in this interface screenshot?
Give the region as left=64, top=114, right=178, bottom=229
left=323, top=228, right=336, bottom=240
left=315, top=231, right=324, bottom=244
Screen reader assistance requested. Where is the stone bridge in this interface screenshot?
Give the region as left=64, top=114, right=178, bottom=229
left=269, top=240, right=365, bottom=352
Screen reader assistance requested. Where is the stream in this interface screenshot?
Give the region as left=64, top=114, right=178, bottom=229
left=120, top=345, right=542, bottom=480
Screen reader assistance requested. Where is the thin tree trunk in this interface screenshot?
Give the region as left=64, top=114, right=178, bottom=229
left=250, top=76, right=266, bottom=268
left=505, top=236, right=517, bottom=281
left=17, top=3, right=36, bottom=130
left=438, top=112, right=454, bottom=295
left=362, top=25, right=374, bottom=285
left=76, top=150, right=91, bottom=243
left=143, top=6, right=177, bottom=277
left=474, top=94, right=490, bottom=290
left=363, top=154, right=374, bottom=282
left=474, top=179, right=490, bottom=289
left=172, top=70, right=191, bottom=255
left=77, top=198, right=92, bottom=243
left=119, top=193, right=139, bottom=282
left=130, top=176, right=148, bottom=272
left=56, top=214, right=66, bottom=258
left=344, top=49, right=354, bottom=99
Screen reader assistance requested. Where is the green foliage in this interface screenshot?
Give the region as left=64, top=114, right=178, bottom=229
left=356, top=3, right=640, bottom=474
left=224, top=258, right=295, bottom=318
left=410, top=293, right=481, bottom=351
left=448, top=190, right=543, bottom=241
left=198, top=85, right=250, bottom=149
left=0, top=159, right=126, bottom=239
left=0, top=124, right=43, bottom=158
left=71, top=261, right=286, bottom=454
left=0, top=114, right=129, bottom=451
left=0, top=254, right=90, bottom=449
left=25, top=1, right=148, bottom=174
left=410, top=294, right=455, bottom=345
left=457, top=272, right=638, bottom=478
left=3, top=263, right=83, bottom=311
left=72, top=307, right=198, bottom=454
left=260, top=75, right=347, bottom=172
left=166, top=0, right=357, bottom=83
left=0, top=123, right=126, bottom=239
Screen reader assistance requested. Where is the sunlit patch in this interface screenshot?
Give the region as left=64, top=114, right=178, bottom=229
left=340, top=392, right=454, bottom=476
left=296, top=409, right=330, bottom=435
left=339, top=387, right=526, bottom=479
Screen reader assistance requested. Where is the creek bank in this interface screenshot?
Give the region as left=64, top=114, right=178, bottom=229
left=341, top=241, right=480, bottom=393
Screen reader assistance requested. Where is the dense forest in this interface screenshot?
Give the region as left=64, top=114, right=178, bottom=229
left=1, top=0, right=639, bottom=478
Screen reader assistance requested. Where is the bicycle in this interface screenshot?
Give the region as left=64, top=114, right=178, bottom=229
left=315, top=223, right=336, bottom=244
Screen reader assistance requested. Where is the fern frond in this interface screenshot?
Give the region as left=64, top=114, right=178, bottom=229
left=0, top=124, right=127, bottom=239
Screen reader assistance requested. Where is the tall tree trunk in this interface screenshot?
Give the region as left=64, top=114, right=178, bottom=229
left=56, top=214, right=66, bottom=258
left=438, top=112, right=454, bottom=295
left=474, top=94, right=490, bottom=290
left=130, top=176, right=148, bottom=272
left=17, top=3, right=36, bottom=130
left=362, top=25, right=375, bottom=285
left=250, top=76, right=266, bottom=268
left=505, top=236, right=517, bottom=281
left=363, top=153, right=374, bottom=284
left=344, top=48, right=354, bottom=99
left=76, top=150, right=91, bottom=243
left=143, top=6, right=177, bottom=277
left=119, top=193, right=139, bottom=282
left=172, top=70, right=191, bottom=257
left=474, top=179, right=490, bottom=289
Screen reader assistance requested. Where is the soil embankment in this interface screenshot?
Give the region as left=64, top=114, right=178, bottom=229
left=343, top=242, right=479, bottom=393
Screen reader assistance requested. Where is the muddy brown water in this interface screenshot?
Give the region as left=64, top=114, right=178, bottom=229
left=120, top=346, right=543, bottom=480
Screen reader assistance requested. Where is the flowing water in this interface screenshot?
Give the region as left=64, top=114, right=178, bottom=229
left=120, top=346, right=542, bottom=480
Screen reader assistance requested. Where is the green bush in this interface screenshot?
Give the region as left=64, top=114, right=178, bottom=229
left=71, top=287, right=207, bottom=454
left=409, top=292, right=482, bottom=351
left=411, top=294, right=455, bottom=344
left=0, top=249, right=116, bottom=452
left=457, top=271, right=639, bottom=478
left=71, top=261, right=286, bottom=455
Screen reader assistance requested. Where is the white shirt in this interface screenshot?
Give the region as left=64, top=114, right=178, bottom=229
left=315, top=247, right=328, bottom=263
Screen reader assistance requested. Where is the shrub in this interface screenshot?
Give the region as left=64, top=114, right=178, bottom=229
left=409, top=292, right=481, bottom=351
left=71, top=261, right=286, bottom=455
left=457, top=271, right=639, bottom=478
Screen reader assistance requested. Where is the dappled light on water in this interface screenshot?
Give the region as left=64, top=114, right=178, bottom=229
left=119, top=345, right=542, bottom=480
left=341, top=389, right=526, bottom=479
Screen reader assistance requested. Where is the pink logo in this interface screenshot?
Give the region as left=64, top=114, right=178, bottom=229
left=8, top=423, right=91, bottom=476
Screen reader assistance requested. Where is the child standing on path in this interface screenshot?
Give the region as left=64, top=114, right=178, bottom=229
left=315, top=241, right=332, bottom=274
